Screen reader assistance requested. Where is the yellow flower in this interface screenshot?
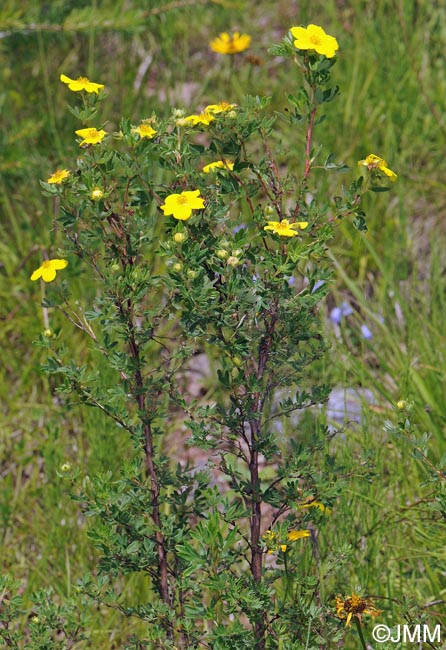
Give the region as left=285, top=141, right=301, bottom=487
left=75, top=127, right=107, bottom=146
left=298, top=501, right=331, bottom=514
left=132, top=123, right=157, bottom=139
left=264, top=219, right=308, bottom=237
left=205, top=102, right=236, bottom=114
left=290, top=24, right=339, bottom=59
left=336, top=594, right=382, bottom=627
left=160, top=190, right=205, bottom=221
left=203, top=160, right=234, bottom=173
left=60, top=74, right=104, bottom=94
left=287, top=529, right=311, bottom=541
left=30, top=259, right=68, bottom=283
left=210, top=32, right=251, bottom=55
left=47, top=169, right=70, bottom=184
left=183, top=111, right=216, bottom=126
left=262, top=528, right=310, bottom=553
left=358, top=153, right=397, bottom=181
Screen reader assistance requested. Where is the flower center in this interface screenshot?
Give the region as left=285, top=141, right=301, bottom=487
left=177, top=195, right=189, bottom=205
left=310, top=35, right=323, bottom=46
left=42, top=261, right=51, bottom=269
left=77, top=77, right=89, bottom=83
left=277, top=221, right=290, bottom=232
left=345, top=596, right=366, bottom=613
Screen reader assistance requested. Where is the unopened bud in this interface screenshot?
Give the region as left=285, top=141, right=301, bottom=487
left=173, top=232, right=186, bottom=244
left=91, top=188, right=104, bottom=201
left=187, top=269, right=197, bottom=279
left=227, top=256, right=241, bottom=267
left=172, top=262, right=183, bottom=272
left=216, top=249, right=229, bottom=260
left=172, top=108, right=186, bottom=119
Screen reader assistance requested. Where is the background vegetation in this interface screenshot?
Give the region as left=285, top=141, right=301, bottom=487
left=2, top=0, right=446, bottom=646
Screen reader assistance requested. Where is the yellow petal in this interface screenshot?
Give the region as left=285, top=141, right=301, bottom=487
left=288, top=529, right=310, bottom=541
left=30, top=268, right=42, bottom=281
left=51, top=259, right=68, bottom=270
left=41, top=267, right=57, bottom=282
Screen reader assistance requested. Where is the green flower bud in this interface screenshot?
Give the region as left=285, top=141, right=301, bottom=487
left=216, top=249, right=229, bottom=259
left=227, top=256, right=241, bottom=267
left=172, top=108, right=186, bottom=119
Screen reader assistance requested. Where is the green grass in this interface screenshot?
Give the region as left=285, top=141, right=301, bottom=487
left=2, top=0, right=446, bottom=646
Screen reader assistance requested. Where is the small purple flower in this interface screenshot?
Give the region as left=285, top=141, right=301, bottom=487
left=329, top=301, right=352, bottom=324
left=330, top=307, right=342, bottom=325
left=232, top=224, right=246, bottom=234
left=286, top=276, right=296, bottom=286
left=361, top=324, right=373, bottom=340
left=312, top=279, right=325, bottom=293
left=340, top=301, right=353, bottom=317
